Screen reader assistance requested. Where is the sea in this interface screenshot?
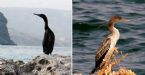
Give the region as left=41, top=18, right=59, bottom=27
left=0, top=46, right=71, bottom=62
left=73, top=0, right=145, bottom=75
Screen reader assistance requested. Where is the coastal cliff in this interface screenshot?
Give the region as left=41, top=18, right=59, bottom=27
left=0, top=12, right=15, bottom=45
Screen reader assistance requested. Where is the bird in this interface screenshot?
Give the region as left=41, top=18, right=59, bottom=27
left=90, top=16, right=129, bottom=74
left=34, top=13, right=55, bottom=55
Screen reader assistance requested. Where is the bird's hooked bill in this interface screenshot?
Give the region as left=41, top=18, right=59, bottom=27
left=121, top=18, right=130, bottom=22
left=33, top=13, right=42, bottom=17
left=33, top=13, right=38, bottom=15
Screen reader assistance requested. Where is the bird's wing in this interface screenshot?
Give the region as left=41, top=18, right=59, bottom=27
left=95, top=37, right=111, bottom=61
left=48, top=34, right=55, bottom=46
left=43, top=31, right=55, bottom=46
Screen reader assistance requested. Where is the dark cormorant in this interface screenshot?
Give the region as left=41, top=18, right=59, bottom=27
left=34, top=13, right=55, bottom=55
left=90, top=16, right=129, bottom=74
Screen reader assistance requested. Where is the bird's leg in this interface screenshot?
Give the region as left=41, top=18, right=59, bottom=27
left=110, top=54, right=115, bottom=62
left=112, top=47, right=119, bottom=61
left=110, top=47, right=118, bottom=59
left=109, top=47, right=121, bottom=69
left=112, top=47, right=123, bottom=63
left=109, top=47, right=116, bottom=63
left=114, top=47, right=122, bottom=55
left=113, top=47, right=119, bottom=54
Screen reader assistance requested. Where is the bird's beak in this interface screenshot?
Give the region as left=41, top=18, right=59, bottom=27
left=34, top=13, right=41, bottom=17
left=33, top=13, right=38, bottom=15
left=121, top=18, right=130, bottom=23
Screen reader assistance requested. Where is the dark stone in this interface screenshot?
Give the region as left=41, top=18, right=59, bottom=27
left=36, top=66, right=41, bottom=71
left=60, top=61, right=64, bottom=64
left=38, top=59, right=49, bottom=65
left=47, top=67, right=52, bottom=71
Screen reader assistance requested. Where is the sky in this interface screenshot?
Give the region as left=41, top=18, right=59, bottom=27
left=0, top=0, right=72, bottom=10
left=0, top=7, right=71, bottom=46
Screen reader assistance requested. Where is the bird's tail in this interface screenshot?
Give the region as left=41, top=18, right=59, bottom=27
left=90, top=67, right=97, bottom=74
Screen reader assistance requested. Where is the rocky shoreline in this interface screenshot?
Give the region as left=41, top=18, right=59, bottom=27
left=0, top=54, right=71, bottom=75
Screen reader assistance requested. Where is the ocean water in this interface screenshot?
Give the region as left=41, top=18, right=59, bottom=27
left=0, top=46, right=71, bottom=62
left=73, top=0, right=145, bottom=74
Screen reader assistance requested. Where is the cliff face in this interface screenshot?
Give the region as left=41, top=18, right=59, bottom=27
left=0, top=12, right=16, bottom=45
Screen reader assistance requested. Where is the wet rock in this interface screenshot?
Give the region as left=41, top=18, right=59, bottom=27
left=0, top=54, right=71, bottom=75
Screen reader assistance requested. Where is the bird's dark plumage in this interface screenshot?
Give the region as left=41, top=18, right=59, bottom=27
left=34, top=13, right=55, bottom=55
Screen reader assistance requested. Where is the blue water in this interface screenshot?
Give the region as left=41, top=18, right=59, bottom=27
left=73, top=0, right=145, bottom=74
left=0, top=46, right=71, bottom=62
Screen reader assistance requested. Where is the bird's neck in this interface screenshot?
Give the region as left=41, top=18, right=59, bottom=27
left=45, top=21, right=48, bottom=30
left=108, top=22, right=116, bottom=33
left=108, top=23, right=120, bottom=40
left=108, top=22, right=120, bottom=37
left=44, top=18, right=49, bottom=30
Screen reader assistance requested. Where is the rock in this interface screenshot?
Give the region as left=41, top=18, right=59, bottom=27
left=0, top=54, right=71, bottom=75
left=21, top=62, right=36, bottom=73
left=0, top=58, right=19, bottom=75
left=0, top=12, right=16, bottom=45
left=38, top=59, right=49, bottom=65
left=15, top=60, right=24, bottom=65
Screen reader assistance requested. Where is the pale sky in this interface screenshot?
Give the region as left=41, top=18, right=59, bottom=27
left=0, top=0, right=72, bottom=10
